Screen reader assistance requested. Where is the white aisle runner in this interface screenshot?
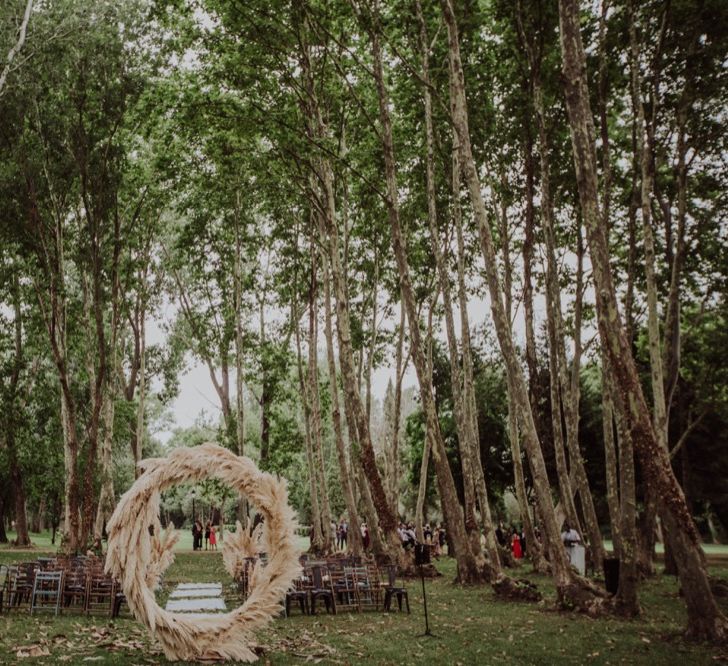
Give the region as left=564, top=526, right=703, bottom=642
left=165, top=582, right=227, bottom=618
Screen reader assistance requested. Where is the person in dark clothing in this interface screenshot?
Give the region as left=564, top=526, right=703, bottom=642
left=191, top=521, right=202, bottom=550
left=495, top=522, right=505, bottom=547
left=204, top=521, right=211, bottom=550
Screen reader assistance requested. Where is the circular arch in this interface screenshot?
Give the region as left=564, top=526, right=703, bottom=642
left=105, top=443, right=301, bottom=662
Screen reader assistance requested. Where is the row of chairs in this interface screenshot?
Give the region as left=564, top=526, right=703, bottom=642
left=285, top=563, right=409, bottom=616
left=0, top=559, right=125, bottom=617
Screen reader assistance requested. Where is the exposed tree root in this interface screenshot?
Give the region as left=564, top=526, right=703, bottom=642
left=397, top=557, right=442, bottom=579
left=557, top=576, right=612, bottom=616
left=529, top=556, right=552, bottom=576
left=613, top=598, right=642, bottom=618
left=492, top=575, right=542, bottom=602
left=683, top=615, right=728, bottom=644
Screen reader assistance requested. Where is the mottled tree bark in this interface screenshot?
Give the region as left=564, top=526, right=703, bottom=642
left=297, top=22, right=402, bottom=559
left=441, top=0, right=578, bottom=599
left=294, top=286, right=324, bottom=553
left=558, top=0, right=725, bottom=638
left=415, top=0, right=498, bottom=567
left=367, top=0, right=487, bottom=583
left=307, top=230, right=334, bottom=553
left=321, top=250, right=363, bottom=556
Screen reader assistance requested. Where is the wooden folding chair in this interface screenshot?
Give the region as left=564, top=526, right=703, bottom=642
left=351, top=565, right=379, bottom=611
left=62, top=567, right=87, bottom=611
left=331, top=567, right=359, bottom=613
left=0, top=564, right=10, bottom=614
left=85, top=570, right=115, bottom=616
left=9, top=563, right=37, bottom=610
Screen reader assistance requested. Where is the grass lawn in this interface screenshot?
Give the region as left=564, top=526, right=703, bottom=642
left=1, top=543, right=727, bottom=665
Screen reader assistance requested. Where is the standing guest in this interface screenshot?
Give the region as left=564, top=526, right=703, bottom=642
left=405, top=524, right=417, bottom=550
left=511, top=527, right=523, bottom=559
left=335, top=522, right=342, bottom=550
left=361, top=521, right=370, bottom=550
left=495, top=522, right=505, bottom=547
left=397, top=523, right=407, bottom=547
left=191, top=522, right=198, bottom=551
left=432, top=532, right=441, bottom=558
left=331, top=520, right=338, bottom=548
left=209, top=524, right=217, bottom=551
left=341, top=520, right=348, bottom=550
left=424, top=523, right=433, bottom=543
left=437, top=524, right=447, bottom=555
left=520, top=527, right=527, bottom=556
left=561, top=523, right=580, bottom=546
left=204, top=521, right=211, bottom=551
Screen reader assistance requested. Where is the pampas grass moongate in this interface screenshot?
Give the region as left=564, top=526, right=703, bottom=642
left=105, top=443, right=301, bottom=662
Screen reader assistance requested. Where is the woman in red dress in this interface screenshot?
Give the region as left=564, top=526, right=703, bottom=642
left=209, top=525, right=218, bottom=551
left=511, top=528, right=523, bottom=559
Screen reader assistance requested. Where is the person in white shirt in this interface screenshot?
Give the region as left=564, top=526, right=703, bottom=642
left=561, top=523, right=581, bottom=547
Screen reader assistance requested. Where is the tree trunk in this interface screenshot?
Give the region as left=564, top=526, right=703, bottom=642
left=520, top=128, right=541, bottom=430
left=258, top=300, right=271, bottom=469
left=233, top=190, right=246, bottom=461
left=441, top=0, right=578, bottom=599
left=0, top=496, right=8, bottom=543
left=7, top=272, right=30, bottom=547
left=321, top=245, right=363, bottom=556
left=0, top=0, right=33, bottom=96
left=628, top=0, right=668, bottom=453
left=8, top=432, right=30, bottom=546
left=494, top=165, right=546, bottom=572
left=565, top=226, right=604, bottom=571
left=134, top=291, right=146, bottom=476
left=367, top=1, right=489, bottom=584
left=604, top=357, right=640, bottom=616
left=93, top=391, right=115, bottom=540
left=387, top=302, right=406, bottom=516
left=513, top=133, right=547, bottom=572
left=295, top=292, right=324, bottom=553
left=558, top=0, right=726, bottom=638
left=415, top=290, right=438, bottom=543
left=415, top=0, right=496, bottom=567
left=602, top=369, right=621, bottom=557
left=307, top=232, right=334, bottom=553
left=295, top=27, right=401, bottom=559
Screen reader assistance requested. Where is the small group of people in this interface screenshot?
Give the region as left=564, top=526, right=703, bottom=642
left=330, top=519, right=349, bottom=550
left=496, top=522, right=532, bottom=560
left=396, top=521, right=447, bottom=557
left=191, top=520, right=217, bottom=551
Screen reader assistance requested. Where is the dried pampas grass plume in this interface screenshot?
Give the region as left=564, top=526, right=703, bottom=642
left=223, top=520, right=264, bottom=581
left=105, top=443, right=301, bottom=662
left=146, top=520, right=179, bottom=591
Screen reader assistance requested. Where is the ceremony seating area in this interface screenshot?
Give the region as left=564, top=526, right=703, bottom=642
left=1, top=552, right=409, bottom=622
left=284, top=555, right=409, bottom=617
left=0, top=556, right=125, bottom=618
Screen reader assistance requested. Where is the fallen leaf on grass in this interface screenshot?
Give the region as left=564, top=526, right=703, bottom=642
left=15, top=645, right=50, bottom=658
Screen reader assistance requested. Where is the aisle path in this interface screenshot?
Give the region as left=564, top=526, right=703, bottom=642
left=165, top=582, right=227, bottom=618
